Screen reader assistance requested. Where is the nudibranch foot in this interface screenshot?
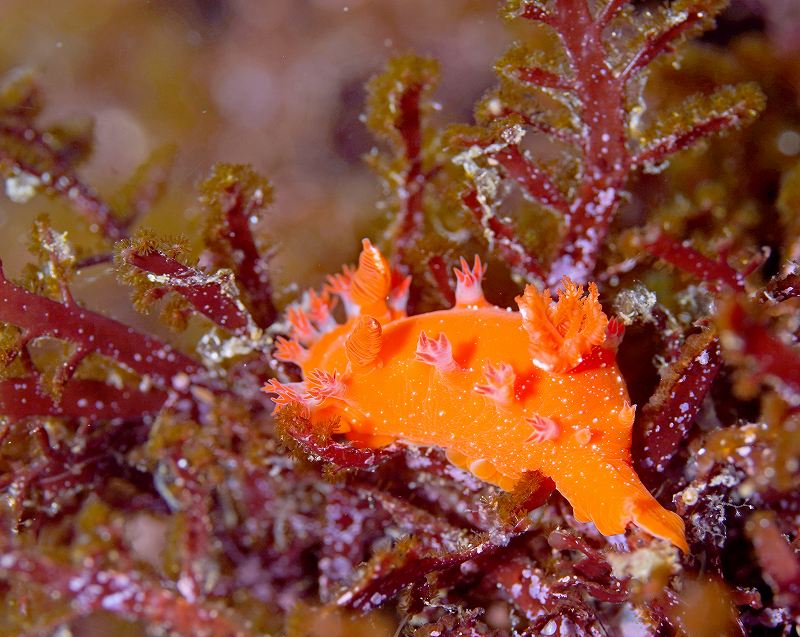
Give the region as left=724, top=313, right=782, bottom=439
left=264, top=239, right=689, bottom=552
left=445, top=448, right=517, bottom=491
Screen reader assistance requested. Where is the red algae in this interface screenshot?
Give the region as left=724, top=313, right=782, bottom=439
left=0, top=1, right=799, bottom=636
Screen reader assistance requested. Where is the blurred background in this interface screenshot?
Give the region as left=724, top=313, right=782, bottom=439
left=0, top=0, right=796, bottom=312
left=0, top=0, right=510, bottom=294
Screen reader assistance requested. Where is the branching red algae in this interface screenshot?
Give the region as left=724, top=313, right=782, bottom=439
left=0, top=1, right=798, bottom=636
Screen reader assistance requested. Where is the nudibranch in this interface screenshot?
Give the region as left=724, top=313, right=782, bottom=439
left=264, top=240, right=687, bottom=552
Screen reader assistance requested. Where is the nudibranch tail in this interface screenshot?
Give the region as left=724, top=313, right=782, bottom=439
left=633, top=497, right=689, bottom=553
left=516, top=278, right=609, bottom=373
left=560, top=455, right=689, bottom=552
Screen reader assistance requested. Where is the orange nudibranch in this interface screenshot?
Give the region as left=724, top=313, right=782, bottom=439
left=264, top=240, right=688, bottom=552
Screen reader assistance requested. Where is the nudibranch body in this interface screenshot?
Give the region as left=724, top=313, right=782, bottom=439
left=265, top=240, right=687, bottom=552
